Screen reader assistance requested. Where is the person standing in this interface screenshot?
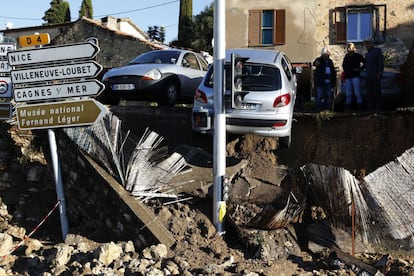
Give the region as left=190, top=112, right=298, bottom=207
left=363, top=37, right=384, bottom=111
left=342, top=42, right=365, bottom=111
left=313, top=48, right=337, bottom=111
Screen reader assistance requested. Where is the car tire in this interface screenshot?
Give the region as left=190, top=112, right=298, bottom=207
left=279, top=136, right=291, bottom=149
left=160, top=80, right=179, bottom=106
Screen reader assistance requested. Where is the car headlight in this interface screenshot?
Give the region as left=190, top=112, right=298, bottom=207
left=142, top=68, right=162, bottom=80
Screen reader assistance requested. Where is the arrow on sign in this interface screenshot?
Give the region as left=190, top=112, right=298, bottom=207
left=13, top=80, right=105, bottom=102
left=7, top=42, right=100, bottom=66
left=11, top=61, right=103, bottom=84
left=16, top=99, right=107, bottom=130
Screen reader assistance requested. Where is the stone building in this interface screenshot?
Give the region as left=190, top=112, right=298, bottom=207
left=226, top=0, right=414, bottom=67
left=0, top=17, right=163, bottom=69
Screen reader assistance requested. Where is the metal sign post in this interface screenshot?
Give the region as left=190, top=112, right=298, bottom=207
left=213, top=0, right=226, bottom=234
left=48, top=129, right=68, bottom=239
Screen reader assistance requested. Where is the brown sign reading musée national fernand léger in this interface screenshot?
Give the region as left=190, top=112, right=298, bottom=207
left=16, top=99, right=107, bottom=130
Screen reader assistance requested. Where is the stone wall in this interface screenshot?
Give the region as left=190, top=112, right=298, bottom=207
left=1, top=18, right=162, bottom=69
left=314, top=0, right=414, bottom=68
left=51, top=129, right=173, bottom=250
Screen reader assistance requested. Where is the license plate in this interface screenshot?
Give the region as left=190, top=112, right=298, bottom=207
left=112, top=84, right=135, bottom=90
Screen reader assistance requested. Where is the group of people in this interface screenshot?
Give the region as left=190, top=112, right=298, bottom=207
left=313, top=37, right=384, bottom=112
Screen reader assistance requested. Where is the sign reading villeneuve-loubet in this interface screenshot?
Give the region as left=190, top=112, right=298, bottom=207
left=7, top=42, right=100, bottom=66
left=13, top=80, right=105, bottom=102
left=16, top=99, right=107, bottom=130
left=10, top=61, right=103, bottom=84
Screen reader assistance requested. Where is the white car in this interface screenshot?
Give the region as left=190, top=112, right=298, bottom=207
left=192, top=49, right=301, bottom=148
left=100, top=49, right=208, bottom=105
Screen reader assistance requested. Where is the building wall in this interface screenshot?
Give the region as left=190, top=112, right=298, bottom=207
left=226, top=0, right=317, bottom=63
left=226, top=0, right=414, bottom=66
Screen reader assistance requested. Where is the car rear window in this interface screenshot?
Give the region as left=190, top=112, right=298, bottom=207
left=129, top=50, right=181, bottom=65
left=205, top=64, right=282, bottom=91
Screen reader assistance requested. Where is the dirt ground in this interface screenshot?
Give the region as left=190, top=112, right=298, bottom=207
left=1, top=106, right=414, bottom=275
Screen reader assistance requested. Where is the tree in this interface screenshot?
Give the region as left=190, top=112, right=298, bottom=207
left=43, top=0, right=71, bottom=25
left=190, top=4, right=213, bottom=53
left=147, top=25, right=166, bottom=43
left=177, top=0, right=193, bottom=47
left=172, top=1, right=213, bottom=53
left=79, top=0, right=93, bottom=19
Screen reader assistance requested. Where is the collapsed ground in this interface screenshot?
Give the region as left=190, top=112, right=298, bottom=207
left=1, top=106, right=414, bottom=275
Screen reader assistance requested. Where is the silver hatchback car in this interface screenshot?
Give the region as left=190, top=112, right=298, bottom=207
left=192, top=49, right=301, bottom=148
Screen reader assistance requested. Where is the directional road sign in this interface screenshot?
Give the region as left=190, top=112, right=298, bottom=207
left=10, top=61, right=103, bottom=84
left=0, top=60, right=12, bottom=73
left=16, top=99, right=107, bottom=130
left=0, top=102, right=12, bottom=120
left=19, top=33, right=50, bottom=47
left=0, top=43, right=16, bottom=57
left=14, top=80, right=105, bottom=102
left=0, top=77, right=13, bottom=98
left=7, top=42, right=100, bottom=66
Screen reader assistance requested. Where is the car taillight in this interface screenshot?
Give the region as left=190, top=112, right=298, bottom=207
left=273, top=93, right=291, bottom=107
left=194, top=89, right=207, bottom=103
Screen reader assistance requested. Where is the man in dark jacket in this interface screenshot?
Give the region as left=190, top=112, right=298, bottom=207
left=363, top=37, right=384, bottom=111
left=313, top=48, right=337, bottom=111
left=342, top=42, right=365, bottom=111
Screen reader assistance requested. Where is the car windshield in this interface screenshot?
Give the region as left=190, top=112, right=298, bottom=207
left=128, top=50, right=181, bottom=65
left=205, top=64, right=282, bottom=91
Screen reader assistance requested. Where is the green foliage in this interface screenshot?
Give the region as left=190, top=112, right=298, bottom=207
left=43, top=0, right=71, bottom=25
left=174, top=2, right=213, bottom=54
left=147, top=25, right=166, bottom=43
left=190, top=4, right=213, bottom=53
left=79, top=0, right=93, bottom=19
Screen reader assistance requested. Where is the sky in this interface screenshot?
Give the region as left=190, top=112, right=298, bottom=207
left=1, top=0, right=213, bottom=43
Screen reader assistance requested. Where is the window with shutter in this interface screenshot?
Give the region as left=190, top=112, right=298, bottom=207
left=248, top=9, right=286, bottom=47
left=334, top=5, right=386, bottom=44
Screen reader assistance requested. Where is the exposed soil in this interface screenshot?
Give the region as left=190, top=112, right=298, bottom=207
left=1, top=105, right=414, bottom=275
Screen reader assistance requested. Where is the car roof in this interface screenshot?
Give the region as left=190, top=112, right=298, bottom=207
left=225, top=49, right=283, bottom=65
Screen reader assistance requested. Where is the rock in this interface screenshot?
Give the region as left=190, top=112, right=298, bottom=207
left=7, top=225, right=26, bottom=240
left=24, top=238, right=43, bottom=255
left=97, top=242, right=123, bottom=266
left=142, top=244, right=168, bottom=260
left=0, top=233, right=13, bottom=256
left=53, top=244, right=73, bottom=267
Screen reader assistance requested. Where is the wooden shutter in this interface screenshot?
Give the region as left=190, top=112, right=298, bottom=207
left=334, top=7, right=347, bottom=43
left=248, top=10, right=261, bottom=46
left=274, top=9, right=286, bottom=45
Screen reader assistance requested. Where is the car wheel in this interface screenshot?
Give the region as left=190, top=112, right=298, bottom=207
left=279, top=136, right=291, bottom=149
left=160, top=80, right=178, bottom=106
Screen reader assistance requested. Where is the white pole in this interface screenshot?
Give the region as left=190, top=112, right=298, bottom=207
left=213, top=0, right=226, bottom=234
left=48, top=129, right=69, bottom=240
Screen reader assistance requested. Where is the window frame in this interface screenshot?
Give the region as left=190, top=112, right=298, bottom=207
left=333, top=4, right=386, bottom=44
left=248, top=9, right=286, bottom=47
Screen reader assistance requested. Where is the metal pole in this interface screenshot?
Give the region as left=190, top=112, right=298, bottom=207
left=213, top=0, right=226, bottom=234
left=48, top=129, right=69, bottom=240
